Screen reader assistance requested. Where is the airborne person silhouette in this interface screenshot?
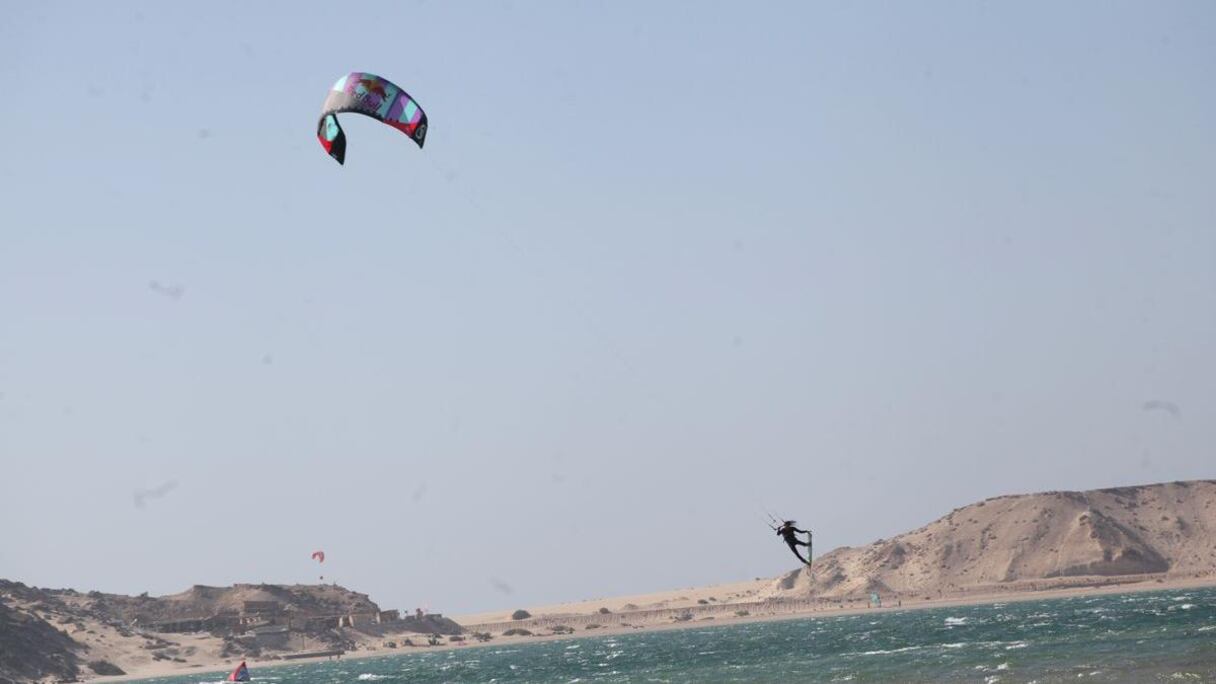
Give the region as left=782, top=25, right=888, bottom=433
left=775, top=520, right=813, bottom=567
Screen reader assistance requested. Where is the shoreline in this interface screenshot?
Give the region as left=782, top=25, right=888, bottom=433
left=95, top=575, right=1216, bottom=682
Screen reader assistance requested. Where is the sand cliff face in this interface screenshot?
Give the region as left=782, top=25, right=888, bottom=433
left=770, top=480, right=1216, bottom=599
left=0, top=599, right=82, bottom=684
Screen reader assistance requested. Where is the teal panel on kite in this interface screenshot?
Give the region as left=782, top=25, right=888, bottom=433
left=317, top=72, right=428, bottom=165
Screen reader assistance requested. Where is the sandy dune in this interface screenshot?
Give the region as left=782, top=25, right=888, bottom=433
left=767, top=480, right=1216, bottom=600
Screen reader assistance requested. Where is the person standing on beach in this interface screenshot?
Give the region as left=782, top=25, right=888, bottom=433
left=776, top=520, right=813, bottom=566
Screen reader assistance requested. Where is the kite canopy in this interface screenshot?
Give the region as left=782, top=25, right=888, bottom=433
left=311, top=550, right=325, bottom=563
left=317, top=72, right=428, bottom=164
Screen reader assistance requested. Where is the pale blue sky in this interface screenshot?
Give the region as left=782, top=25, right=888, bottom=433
left=1, top=1, right=1213, bottom=614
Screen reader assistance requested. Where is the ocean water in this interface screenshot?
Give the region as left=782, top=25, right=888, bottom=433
left=138, top=587, right=1216, bottom=683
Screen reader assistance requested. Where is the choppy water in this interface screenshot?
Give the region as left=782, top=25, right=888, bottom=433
left=138, top=587, right=1216, bottom=683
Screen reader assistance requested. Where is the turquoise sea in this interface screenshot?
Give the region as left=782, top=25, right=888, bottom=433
left=138, top=587, right=1216, bottom=683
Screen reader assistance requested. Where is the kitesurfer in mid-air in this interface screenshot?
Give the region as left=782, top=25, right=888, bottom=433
left=776, top=520, right=813, bottom=566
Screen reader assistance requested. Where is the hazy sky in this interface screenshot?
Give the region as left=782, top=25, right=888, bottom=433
left=2, top=1, right=1213, bottom=615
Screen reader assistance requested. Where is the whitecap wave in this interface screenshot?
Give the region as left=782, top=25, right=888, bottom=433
left=857, top=646, right=923, bottom=656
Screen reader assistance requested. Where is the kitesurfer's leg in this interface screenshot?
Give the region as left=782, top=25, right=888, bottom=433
left=787, top=543, right=808, bottom=565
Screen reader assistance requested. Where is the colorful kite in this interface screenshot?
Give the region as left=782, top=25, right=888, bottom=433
left=317, top=72, right=428, bottom=164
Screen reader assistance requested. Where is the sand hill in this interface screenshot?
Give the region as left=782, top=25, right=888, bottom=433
left=0, top=582, right=457, bottom=684
left=135, top=583, right=381, bottom=623
left=770, top=480, right=1216, bottom=599
left=0, top=599, right=82, bottom=684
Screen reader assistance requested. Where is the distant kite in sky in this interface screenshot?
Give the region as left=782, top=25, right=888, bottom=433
left=133, top=480, right=178, bottom=509
left=317, top=72, right=428, bottom=164
left=311, top=550, right=326, bottom=581
left=1142, top=400, right=1181, bottom=419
